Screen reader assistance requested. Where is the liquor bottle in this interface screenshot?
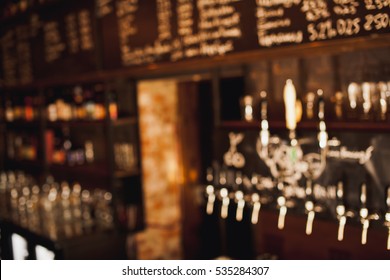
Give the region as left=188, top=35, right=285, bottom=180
left=62, top=127, right=73, bottom=165
left=5, top=100, right=14, bottom=122
left=109, top=91, right=118, bottom=120
left=84, top=88, right=96, bottom=120
left=24, top=96, right=34, bottom=121
left=52, top=130, right=66, bottom=164
left=73, top=86, right=86, bottom=120
left=94, top=91, right=106, bottom=120
left=13, top=96, right=23, bottom=121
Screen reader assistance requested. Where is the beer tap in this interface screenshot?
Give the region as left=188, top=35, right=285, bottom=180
left=305, top=180, right=315, bottom=235
left=242, top=95, right=254, bottom=122
left=205, top=168, right=215, bottom=215
left=235, top=190, right=245, bottom=222
left=385, top=187, right=390, bottom=250
left=336, top=181, right=347, bottom=241
left=317, top=89, right=328, bottom=151
left=219, top=171, right=229, bottom=219
left=220, top=188, right=229, bottom=220
left=359, top=183, right=370, bottom=245
left=259, top=91, right=270, bottom=158
left=251, top=193, right=261, bottom=224
left=378, top=82, right=388, bottom=120
left=234, top=172, right=245, bottom=222
left=277, top=181, right=287, bottom=230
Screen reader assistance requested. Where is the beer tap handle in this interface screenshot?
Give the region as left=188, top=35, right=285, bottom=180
left=337, top=215, right=347, bottom=242
left=305, top=180, right=315, bottom=235
left=336, top=181, right=347, bottom=241
left=277, top=196, right=287, bottom=230
left=317, top=89, right=328, bottom=150
left=235, top=191, right=245, bottom=222
left=206, top=185, right=215, bottom=215
left=259, top=91, right=269, bottom=158
left=251, top=193, right=261, bottom=224
left=220, top=188, right=229, bottom=219
left=359, top=183, right=369, bottom=245
left=361, top=219, right=370, bottom=245
left=205, top=168, right=215, bottom=215
left=305, top=201, right=315, bottom=235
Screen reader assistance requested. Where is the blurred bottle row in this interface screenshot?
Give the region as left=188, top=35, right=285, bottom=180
left=240, top=81, right=390, bottom=122
left=0, top=171, right=115, bottom=240
left=1, top=85, right=118, bottom=123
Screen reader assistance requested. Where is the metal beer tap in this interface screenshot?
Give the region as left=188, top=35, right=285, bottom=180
left=277, top=181, right=287, bottom=230
left=359, top=183, right=370, bottom=245
left=234, top=172, right=245, bottom=222
left=305, top=180, right=315, bottom=235
left=336, top=181, right=347, bottom=241
left=219, top=171, right=229, bottom=219
left=205, top=168, right=216, bottom=215
left=251, top=193, right=261, bottom=224
left=220, top=188, right=230, bottom=220
left=235, top=190, right=245, bottom=222
left=259, top=91, right=270, bottom=159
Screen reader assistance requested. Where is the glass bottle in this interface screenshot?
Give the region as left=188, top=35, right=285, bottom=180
left=109, top=91, right=118, bottom=120
left=24, top=96, right=34, bottom=121
left=5, top=100, right=14, bottom=122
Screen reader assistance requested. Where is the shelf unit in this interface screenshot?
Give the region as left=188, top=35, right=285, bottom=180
left=0, top=79, right=144, bottom=260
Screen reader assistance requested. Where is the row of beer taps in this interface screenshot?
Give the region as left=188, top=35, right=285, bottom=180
left=205, top=169, right=390, bottom=250
left=207, top=79, right=390, bottom=250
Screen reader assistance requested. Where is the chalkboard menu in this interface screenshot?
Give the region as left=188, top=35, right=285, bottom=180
left=1, top=0, right=390, bottom=85
left=0, top=0, right=97, bottom=85
left=30, top=0, right=97, bottom=80
left=99, top=0, right=390, bottom=69
left=0, top=19, right=34, bottom=86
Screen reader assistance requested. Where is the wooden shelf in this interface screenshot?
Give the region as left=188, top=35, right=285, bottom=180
left=6, top=159, right=42, bottom=170
left=46, top=120, right=105, bottom=128
left=112, top=117, right=137, bottom=127
left=114, top=169, right=140, bottom=178
left=45, top=117, right=137, bottom=128
left=48, top=163, right=141, bottom=179
left=219, top=120, right=390, bottom=132
left=5, top=120, right=40, bottom=129
left=48, top=163, right=109, bottom=178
